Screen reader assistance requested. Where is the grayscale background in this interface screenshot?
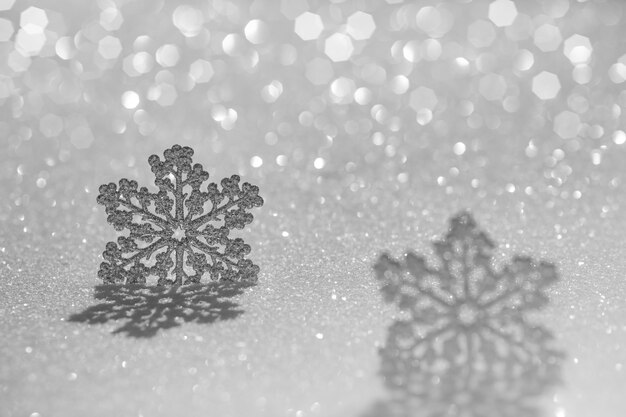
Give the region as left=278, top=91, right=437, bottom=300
left=1, top=0, right=625, bottom=416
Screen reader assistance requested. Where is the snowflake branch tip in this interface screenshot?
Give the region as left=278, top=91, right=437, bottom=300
left=97, top=144, right=263, bottom=285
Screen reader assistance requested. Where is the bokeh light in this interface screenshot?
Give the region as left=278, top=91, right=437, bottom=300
left=0, top=0, right=15, bottom=12
left=294, top=12, right=324, bottom=41
left=305, top=57, right=334, bottom=85
left=0, top=0, right=623, bottom=230
left=488, top=0, right=518, bottom=27
left=324, top=33, right=354, bottom=62
left=100, top=7, right=123, bottom=31
left=97, top=36, right=122, bottom=60
left=20, top=7, right=48, bottom=33
left=330, top=77, right=356, bottom=104
left=479, top=73, right=507, bottom=101
left=564, top=34, right=593, bottom=64
left=554, top=110, right=582, bottom=139
left=156, top=44, right=180, bottom=67
left=533, top=23, right=563, bottom=52
left=0, top=17, right=14, bottom=42
left=245, top=19, right=269, bottom=44
left=189, top=59, right=214, bottom=83
left=172, top=5, right=204, bottom=37
left=532, top=71, right=561, bottom=100
left=609, top=61, right=626, bottom=84
left=468, top=20, right=496, bottom=48
left=122, top=91, right=140, bottom=109
left=415, top=6, right=454, bottom=38
left=346, top=12, right=376, bottom=40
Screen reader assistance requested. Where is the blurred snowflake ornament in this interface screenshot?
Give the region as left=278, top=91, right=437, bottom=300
left=97, top=145, right=263, bottom=285
left=370, top=211, right=562, bottom=417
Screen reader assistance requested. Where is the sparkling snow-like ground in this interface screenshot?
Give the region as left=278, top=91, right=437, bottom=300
left=1, top=0, right=626, bottom=416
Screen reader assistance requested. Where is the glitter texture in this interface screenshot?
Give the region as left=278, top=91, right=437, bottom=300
left=1, top=0, right=626, bottom=416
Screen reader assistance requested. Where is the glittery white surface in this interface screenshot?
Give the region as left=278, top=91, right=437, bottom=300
left=1, top=0, right=626, bottom=416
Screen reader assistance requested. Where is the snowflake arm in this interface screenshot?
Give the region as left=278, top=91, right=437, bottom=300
left=481, top=257, right=558, bottom=312
left=188, top=177, right=263, bottom=228
left=374, top=252, right=454, bottom=312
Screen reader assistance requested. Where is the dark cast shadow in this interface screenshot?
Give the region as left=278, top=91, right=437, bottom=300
left=68, top=281, right=254, bottom=338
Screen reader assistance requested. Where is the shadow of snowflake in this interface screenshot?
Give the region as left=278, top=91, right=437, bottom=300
left=68, top=281, right=254, bottom=338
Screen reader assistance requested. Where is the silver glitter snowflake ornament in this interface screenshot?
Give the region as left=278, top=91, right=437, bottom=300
left=97, top=145, right=263, bottom=285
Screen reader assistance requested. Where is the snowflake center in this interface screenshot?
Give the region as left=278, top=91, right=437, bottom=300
left=172, top=225, right=186, bottom=241
left=456, top=303, right=481, bottom=326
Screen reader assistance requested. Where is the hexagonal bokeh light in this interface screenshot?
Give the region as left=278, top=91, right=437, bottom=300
left=0, top=17, right=14, bottom=42
left=14, top=29, right=45, bottom=57
left=305, top=57, right=334, bottom=85
left=324, top=33, right=354, bottom=62
left=346, top=11, right=376, bottom=40
left=245, top=19, right=269, bottom=44
left=478, top=73, right=507, bottom=101
left=0, top=0, right=15, bottom=11
left=609, top=56, right=626, bottom=84
left=121, top=90, right=140, bottom=109
left=564, top=34, right=593, bottom=64
left=172, top=5, right=204, bottom=37
left=330, top=76, right=356, bottom=104
left=533, top=23, right=562, bottom=52
left=97, top=36, right=123, bottom=60
left=156, top=44, right=180, bottom=67
left=294, top=11, right=324, bottom=41
left=189, top=59, right=214, bottom=83
left=100, top=7, right=123, bottom=31
left=553, top=110, right=581, bottom=139
left=532, top=71, right=561, bottom=100
left=468, top=20, right=497, bottom=48
left=488, top=0, right=518, bottom=27
left=20, top=6, right=48, bottom=33
left=415, top=6, right=454, bottom=38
